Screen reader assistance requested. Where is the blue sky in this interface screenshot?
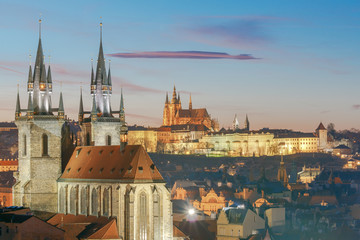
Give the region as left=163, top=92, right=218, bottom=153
left=1, top=0, right=360, bottom=131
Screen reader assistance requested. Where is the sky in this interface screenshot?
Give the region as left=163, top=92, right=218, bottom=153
left=1, top=0, right=360, bottom=132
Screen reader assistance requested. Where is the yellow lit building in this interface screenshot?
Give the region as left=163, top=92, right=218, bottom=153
left=217, top=207, right=265, bottom=239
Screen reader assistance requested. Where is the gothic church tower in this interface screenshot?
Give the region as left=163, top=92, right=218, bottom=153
left=13, top=19, right=65, bottom=212
left=78, top=22, right=127, bottom=148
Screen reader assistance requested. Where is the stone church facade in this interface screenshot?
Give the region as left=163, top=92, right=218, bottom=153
left=13, top=20, right=173, bottom=239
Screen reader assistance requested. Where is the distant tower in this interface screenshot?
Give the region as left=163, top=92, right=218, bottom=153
left=277, top=155, right=288, bottom=186
left=78, top=21, right=126, bottom=146
left=163, top=85, right=181, bottom=126
left=244, top=114, right=250, bottom=131
left=13, top=19, right=65, bottom=212
left=233, top=114, right=239, bottom=130
left=316, top=122, right=328, bottom=151
left=189, top=93, right=192, bottom=110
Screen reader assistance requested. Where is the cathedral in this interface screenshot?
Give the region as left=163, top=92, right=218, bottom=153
left=13, top=20, right=173, bottom=239
left=163, top=86, right=219, bottom=131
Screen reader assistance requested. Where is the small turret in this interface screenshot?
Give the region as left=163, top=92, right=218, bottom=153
left=27, top=93, right=34, bottom=120
left=91, top=96, right=97, bottom=121
left=58, top=92, right=64, bottom=119
left=172, top=85, right=177, bottom=104
left=15, top=86, right=21, bottom=119
left=27, top=63, right=33, bottom=92
left=244, top=114, right=249, bottom=131
left=120, top=88, right=125, bottom=122
left=165, top=92, right=169, bottom=104
left=90, top=59, right=95, bottom=93
left=189, top=93, right=192, bottom=110
left=120, top=89, right=128, bottom=151
left=78, top=87, right=84, bottom=123
left=47, top=65, right=52, bottom=93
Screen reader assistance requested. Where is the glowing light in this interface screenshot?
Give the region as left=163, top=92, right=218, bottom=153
left=188, top=209, right=195, bottom=215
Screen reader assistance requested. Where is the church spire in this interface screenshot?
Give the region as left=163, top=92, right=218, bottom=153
left=95, top=21, right=107, bottom=86
left=172, top=85, right=177, bottom=103
left=120, top=88, right=125, bottom=122
left=78, top=87, right=84, bottom=123
left=189, top=93, right=192, bottom=110
left=58, top=92, right=64, bottom=119
left=107, top=60, right=112, bottom=86
left=27, top=93, right=34, bottom=119
left=15, top=85, right=21, bottom=119
left=244, top=114, right=249, bottom=131
left=165, top=92, right=169, bottom=104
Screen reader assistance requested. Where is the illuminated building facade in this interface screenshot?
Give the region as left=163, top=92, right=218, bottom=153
left=162, top=86, right=219, bottom=131
left=78, top=22, right=127, bottom=149
left=13, top=19, right=66, bottom=212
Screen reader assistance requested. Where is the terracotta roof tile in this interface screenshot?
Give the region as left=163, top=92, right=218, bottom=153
left=59, top=145, right=164, bottom=182
left=87, top=219, right=119, bottom=239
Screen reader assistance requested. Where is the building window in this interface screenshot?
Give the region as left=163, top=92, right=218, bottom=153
left=23, top=135, right=27, bottom=156
left=103, top=188, right=109, bottom=216
left=80, top=187, right=88, bottom=215
left=86, top=133, right=91, bottom=146
left=42, top=134, right=48, bottom=156
left=106, top=135, right=111, bottom=146
left=139, top=192, right=147, bottom=240
left=91, top=188, right=98, bottom=216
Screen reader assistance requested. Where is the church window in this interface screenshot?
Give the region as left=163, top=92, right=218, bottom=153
left=69, top=187, right=77, bottom=215
left=80, top=187, right=88, bottom=215
left=91, top=188, right=98, bottom=216
left=103, top=188, right=109, bottom=216
left=42, top=134, right=48, bottom=156
left=139, top=192, right=147, bottom=240
left=106, top=135, right=111, bottom=145
left=59, top=187, right=66, bottom=213
left=23, top=135, right=27, bottom=156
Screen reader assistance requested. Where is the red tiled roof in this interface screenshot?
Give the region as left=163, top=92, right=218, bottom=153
left=87, top=219, right=119, bottom=239
left=47, top=214, right=116, bottom=240
left=60, top=145, right=164, bottom=182
left=178, top=108, right=209, bottom=118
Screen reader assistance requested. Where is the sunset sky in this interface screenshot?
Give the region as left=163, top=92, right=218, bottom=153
left=1, top=0, right=360, bottom=131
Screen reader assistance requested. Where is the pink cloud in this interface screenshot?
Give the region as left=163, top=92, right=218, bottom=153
left=108, top=51, right=258, bottom=60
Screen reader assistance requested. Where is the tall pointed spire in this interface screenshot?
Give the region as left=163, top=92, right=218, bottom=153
left=172, top=85, right=177, bottom=103
left=95, top=20, right=107, bottom=86
left=58, top=92, right=64, bottom=119
left=79, top=87, right=84, bottom=115
left=15, top=85, right=21, bottom=119
left=27, top=93, right=34, bottom=119
left=91, top=96, right=97, bottom=115
left=107, top=60, right=112, bottom=86
left=120, top=88, right=124, bottom=113
left=27, top=63, right=33, bottom=91
left=189, top=93, right=192, bottom=110
left=165, top=92, right=169, bottom=104
left=244, top=114, right=250, bottom=131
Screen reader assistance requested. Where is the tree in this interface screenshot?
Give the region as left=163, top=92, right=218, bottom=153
left=327, top=123, right=336, bottom=136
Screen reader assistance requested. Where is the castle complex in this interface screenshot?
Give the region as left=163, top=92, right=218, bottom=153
left=12, top=20, right=173, bottom=239
left=163, top=86, right=219, bottom=131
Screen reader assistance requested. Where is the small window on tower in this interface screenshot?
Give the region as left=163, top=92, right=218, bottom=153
left=42, top=134, right=48, bottom=156
left=106, top=135, right=111, bottom=146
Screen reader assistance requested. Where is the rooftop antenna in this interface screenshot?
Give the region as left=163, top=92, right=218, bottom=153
left=100, top=16, right=103, bottom=42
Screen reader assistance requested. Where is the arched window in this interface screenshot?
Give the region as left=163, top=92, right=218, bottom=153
left=23, top=135, right=27, bottom=156
left=69, top=187, right=77, bottom=215
left=42, top=134, right=48, bottom=156
left=59, top=187, right=65, bottom=213
left=103, top=188, right=109, bottom=216
left=80, top=187, right=88, bottom=215
left=139, top=192, right=147, bottom=240
left=91, top=188, right=98, bottom=216
left=86, top=133, right=91, bottom=146
left=106, top=135, right=111, bottom=146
